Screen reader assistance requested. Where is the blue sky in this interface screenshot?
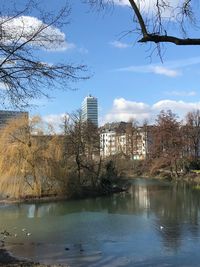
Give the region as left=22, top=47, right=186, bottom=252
left=9, top=0, right=200, bottom=126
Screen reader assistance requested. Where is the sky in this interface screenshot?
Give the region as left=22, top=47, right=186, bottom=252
left=4, top=0, right=200, bottom=127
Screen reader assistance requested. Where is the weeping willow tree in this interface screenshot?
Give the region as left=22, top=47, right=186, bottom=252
left=0, top=115, right=60, bottom=199
left=0, top=112, right=102, bottom=199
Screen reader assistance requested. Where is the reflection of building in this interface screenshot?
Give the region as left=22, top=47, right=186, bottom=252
left=134, top=185, right=150, bottom=209
left=82, top=95, right=98, bottom=126
left=0, top=110, right=28, bottom=128
left=100, top=122, right=152, bottom=159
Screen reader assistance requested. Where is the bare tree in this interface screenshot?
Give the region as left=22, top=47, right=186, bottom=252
left=150, top=110, right=183, bottom=177
left=85, top=0, right=200, bottom=46
left=59, top=113, right=71, bottom=165
left=66, top=110, right=101, bottom=188
left=0, top=0, right=87, bottom=108
left=125, top=119, right=138, bottom=160
left=185, top=110, right=200, bottom=159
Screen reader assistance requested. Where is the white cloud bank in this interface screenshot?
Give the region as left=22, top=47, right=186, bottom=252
left=1, top=16, right=74, bottom=51
left=103, top=98, right=200, bottom=124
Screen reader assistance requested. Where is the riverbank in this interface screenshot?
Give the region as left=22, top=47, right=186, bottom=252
left=154, top=172, right=200, bottom=184
left=0, top=180, right=130, bottom=205
left=0, top=195, right=69, bottom=205
left=0, top=248, right=67, bottom=267
left=0, top=248, right=45, bottom=267
left=124, top=168, right=200, bottom=183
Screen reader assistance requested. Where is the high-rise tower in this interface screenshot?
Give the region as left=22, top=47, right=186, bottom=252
left=82, top=95, right=98, bottom=126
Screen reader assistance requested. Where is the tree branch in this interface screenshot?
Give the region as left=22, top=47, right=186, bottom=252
left=139, top=34, right=200, bottom=45
left=128, top=0, right=200, bottom=46
left=129, top=0, right=148, bottom=37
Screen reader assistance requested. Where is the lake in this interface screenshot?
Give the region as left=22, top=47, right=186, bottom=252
left=1, top=178, right=200, bottom=267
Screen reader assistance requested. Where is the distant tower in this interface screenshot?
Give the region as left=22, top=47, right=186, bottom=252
left=82, top=95, right=98, bottom=127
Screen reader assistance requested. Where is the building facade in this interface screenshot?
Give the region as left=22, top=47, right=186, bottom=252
left=82, top=95, right=98, bottom=127
left=100, top=122, right=127, bottom=158
left=100, top=122, right=151, bottom=160
left=0, top=110, right=28, bottom=129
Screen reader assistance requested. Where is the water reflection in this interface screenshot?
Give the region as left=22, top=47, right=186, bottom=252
left=1, top=178, right=200, bottom=266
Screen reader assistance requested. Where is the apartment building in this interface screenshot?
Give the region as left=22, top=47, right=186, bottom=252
left=100, top=122, right=151, bottom=160
left=100, top=122, right=127, bottom=158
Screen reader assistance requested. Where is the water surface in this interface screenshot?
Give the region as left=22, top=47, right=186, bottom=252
left=1, top=178, right=200, bottom=266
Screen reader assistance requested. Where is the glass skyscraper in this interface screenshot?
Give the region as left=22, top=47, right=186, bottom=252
left=82, top=95, right=98, bottom=126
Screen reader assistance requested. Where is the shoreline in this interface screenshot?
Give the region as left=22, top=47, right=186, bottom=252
left=0, top=248, right=38, bottom=267
left=1, top=174, right=200, bottom=206
left=0, top=248, right=68, bottom=267
left=126, top=172, right=200, bottom=182
left=0, top=195, right=69, bottom=205
left=0, top=182, right=130, bottom=205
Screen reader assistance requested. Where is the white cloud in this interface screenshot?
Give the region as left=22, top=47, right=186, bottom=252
left=115, top=56, right=200, bottom=78
left=113, top=98, right=149, bottom=112
left=42, top=113, right=68, bottom=132
left=151, top=66, right=180, bottom=77
left=136, top=0, right=180, bottom=15
left=110, top=40, right=131, bottom=49
left=43, top=113, right=68, bottom=124
left=113, top=0, right=130, bottom=6
left=104, top=98, right=151, bottom=123
left=103, top=98, right=200, bottom=124
left=1, top=16, right=74, bottom=51
left=113, top=0, right=181, bottom=18
left=152, top=100, right=200, bottom=114
left=165, top=90, right=197, bottom=97
left=117, top=64, right=180, bottom=77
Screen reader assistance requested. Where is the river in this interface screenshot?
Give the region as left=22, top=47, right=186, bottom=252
left=1, top=178, right=200, bottom=267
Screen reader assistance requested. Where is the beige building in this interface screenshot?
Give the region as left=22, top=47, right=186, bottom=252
left=100, top=122, right=151, bottom=160
left=100, top=122, right=127, bottom=158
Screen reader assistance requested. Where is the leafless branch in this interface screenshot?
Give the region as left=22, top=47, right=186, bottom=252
left=0, top=0, right=88, bottom=108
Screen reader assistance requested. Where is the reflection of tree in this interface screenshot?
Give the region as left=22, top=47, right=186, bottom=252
left=1, top=179, right=200, bottom=253
left=149, top=182, right=200, bottom=250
